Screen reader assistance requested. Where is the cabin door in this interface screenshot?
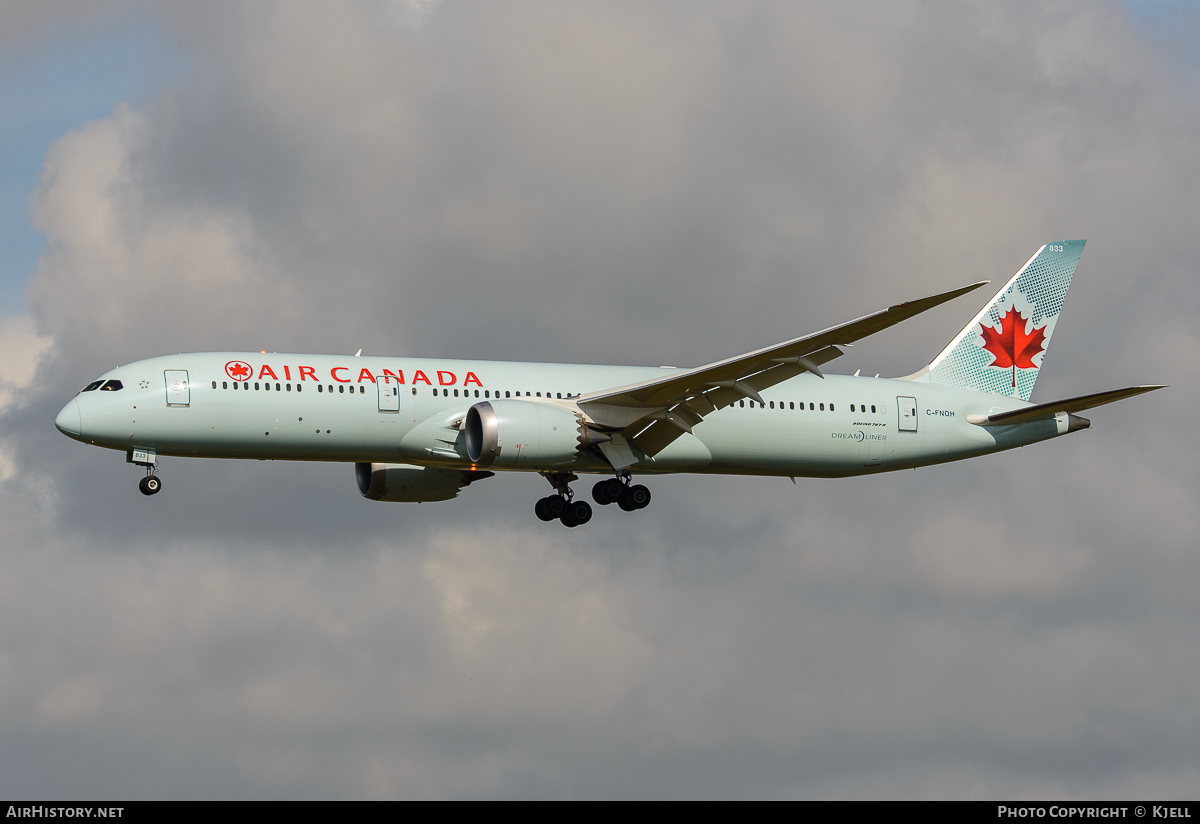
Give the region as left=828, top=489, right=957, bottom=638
left=165, top=370, right=190, bottom=407
left=377, top=375, right=401, bottom=412
left=897, top=396, right=917, bottom=431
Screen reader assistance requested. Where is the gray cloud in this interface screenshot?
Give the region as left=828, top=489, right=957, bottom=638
left=2, top=0, right=1197, bottom=798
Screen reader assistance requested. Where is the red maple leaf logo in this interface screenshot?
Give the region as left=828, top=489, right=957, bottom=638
left=979, top=305, right=1047, bottom=388
left=225, top=361, right=252, bottom=381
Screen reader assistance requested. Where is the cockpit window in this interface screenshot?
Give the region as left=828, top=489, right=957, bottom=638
left=81, top=381, right=104, bottom=392
left=99, top=380, right=123, bottom=391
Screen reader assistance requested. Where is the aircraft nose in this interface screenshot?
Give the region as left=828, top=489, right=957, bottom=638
left=55, top=399, right=81, bottom=438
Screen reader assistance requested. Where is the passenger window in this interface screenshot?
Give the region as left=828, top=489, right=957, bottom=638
left=287, top=384, right=292, bottom=391
left=769, top=401, right=774, bottom=409
left=276, top=383, right=281, bottom=391
left=819, top=403, right=824, bottom=410
left=412, top=388, right=417, bottom=395
left=360, top=386, right=365, bottom=394
left=339, top=385, right=344, bottom=394
left=789, top=402, right=794, bottom=410
left=809, top=403, right=814, bottom=410
left=475, top=390, right=480, bottom=398
left=223, top=381, right=228, bottom=389
left=557, top=393, right=561, bottom=399
left=851, top=404, right=855, bottom=412
left=485, top=391, right=490, bottom=398
left=211, top=381, right=217, bottom=389
left=255, top=382, right=260, bottom=390
left=318, top=385, right=323, bottom=393
left=739, top=400, right=745, bottom=408
left=871, top=405, right=876, bottom=413
left=296, top=385, right=302, bottom=393
left=536, top=392, right=541, bottom=397
left=830, top=403, right=835, bottom=411
left=506, top=391, right=511, bottom=398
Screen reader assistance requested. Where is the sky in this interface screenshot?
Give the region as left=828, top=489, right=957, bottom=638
left=1, top=0, right=1198, bottom=800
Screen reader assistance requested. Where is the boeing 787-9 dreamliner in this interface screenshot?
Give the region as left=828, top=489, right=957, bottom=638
left=56, top=241, right=1162, bottom=527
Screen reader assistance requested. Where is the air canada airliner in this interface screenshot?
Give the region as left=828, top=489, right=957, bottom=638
left=55, top=241, right=1162, bottom=527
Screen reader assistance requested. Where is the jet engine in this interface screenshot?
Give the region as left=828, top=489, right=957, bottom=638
left=464, top=400, right=609, bottom=468
left=356, top=462, right=492, bottom=502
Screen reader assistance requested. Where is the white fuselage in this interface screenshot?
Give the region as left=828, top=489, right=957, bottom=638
left=56, top=352, right=1072, bottom=479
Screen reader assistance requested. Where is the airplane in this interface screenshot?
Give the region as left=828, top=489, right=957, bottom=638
left=55, top=240, right=1163, bottom=527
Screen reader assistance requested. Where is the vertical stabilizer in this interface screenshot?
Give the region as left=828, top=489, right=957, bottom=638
left=910, top=240, right=1085, bottom=401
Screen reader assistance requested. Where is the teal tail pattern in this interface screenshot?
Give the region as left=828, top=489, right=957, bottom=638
left=915, top=241, right=1086, bottom=401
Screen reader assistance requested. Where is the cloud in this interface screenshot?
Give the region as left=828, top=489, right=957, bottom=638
left=0, top=314, right=52, bottom=479
left=2, top=0, right=1199, bottom=799
left=0, top=314, right=52, bottom=410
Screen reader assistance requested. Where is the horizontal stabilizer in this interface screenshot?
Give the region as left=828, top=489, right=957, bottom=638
left=967, top=385, right=1166, bottom=426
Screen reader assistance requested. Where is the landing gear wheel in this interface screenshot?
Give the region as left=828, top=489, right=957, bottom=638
left=593, top=478, right=624, bottom=506
left=535, top=497, right=555, bottom=522
left=618, top=484, right=649, bottom=511
left=139, top=476, right=161, bottom=496
left=543, top=495, right=567, bottom=520
left=562, top=500, right=592, bottom=527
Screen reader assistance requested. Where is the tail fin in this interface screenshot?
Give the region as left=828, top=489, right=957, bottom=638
left=910, top=240, right=1086, bottom=400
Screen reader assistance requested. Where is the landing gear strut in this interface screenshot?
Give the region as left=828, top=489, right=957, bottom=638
left=536, top=471, right=592, bottom=527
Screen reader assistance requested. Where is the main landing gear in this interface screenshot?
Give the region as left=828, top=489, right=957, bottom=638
left=535, top=471, right=592, bottom=528
left=534, top=471, right=651, bottom=527
left=591, top=474, right=650, bottom=512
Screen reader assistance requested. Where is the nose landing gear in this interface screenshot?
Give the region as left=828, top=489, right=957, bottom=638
left=128, top=448, right=161, bottom=496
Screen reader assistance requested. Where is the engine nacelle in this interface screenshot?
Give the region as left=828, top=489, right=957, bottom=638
left=356, top=462, right=491, bottom=502
left=465, top=400, right=592, bottom=468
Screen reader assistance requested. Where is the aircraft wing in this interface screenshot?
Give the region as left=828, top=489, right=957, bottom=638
left=968, top=385, right=1167, bottom=426
left=577, top=280, right=990, bottom=460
